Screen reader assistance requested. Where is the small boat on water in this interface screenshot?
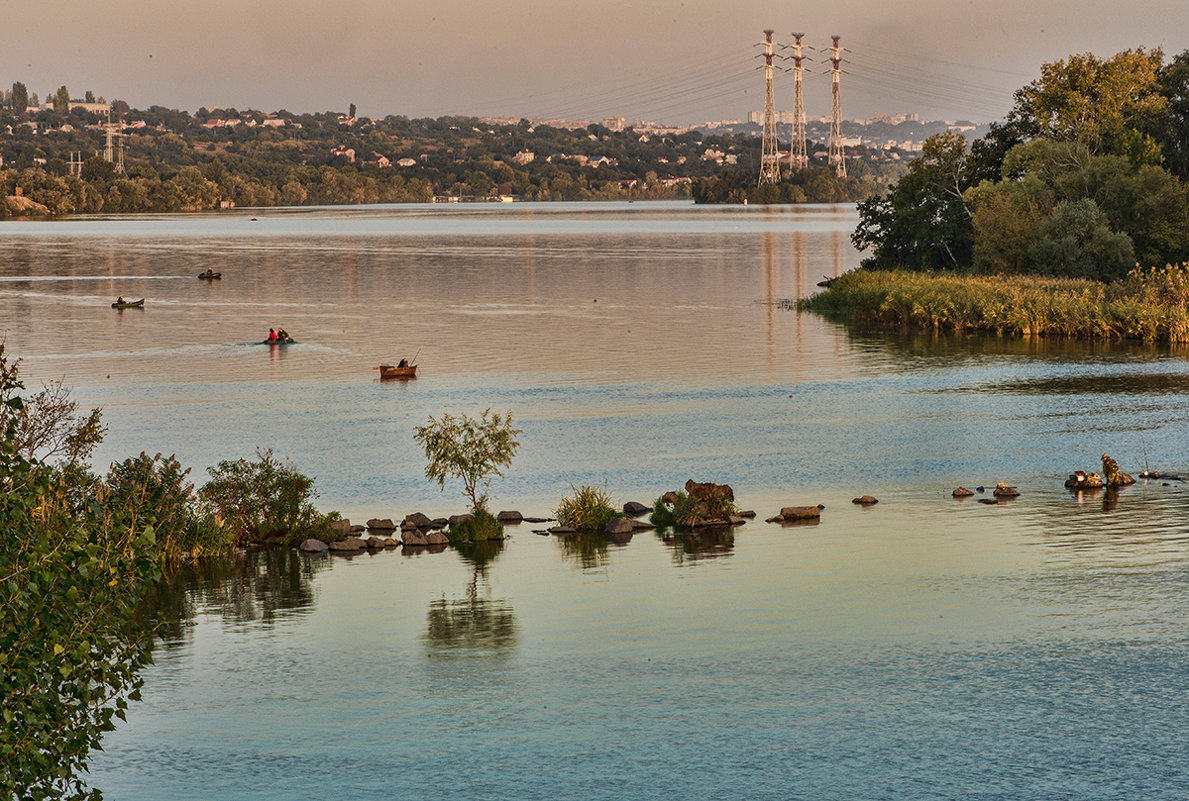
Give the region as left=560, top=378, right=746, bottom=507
left=375, top=363, right=417, bottom=380
left=263, top=336, right=295, bottom=345
left=198, top=271, right=222, bottom=280
left=112, top=298, right=145, bottom=309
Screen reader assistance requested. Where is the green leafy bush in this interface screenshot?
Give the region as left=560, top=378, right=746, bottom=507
left=199, top=449, right=335, bottom=546
left=445, top=507, right=504, bottom=543
left=555, top=484, right=623, bottom=534
left=650, top=490, right=734, bottom=529
left=105, top=451, right=230, bottom=561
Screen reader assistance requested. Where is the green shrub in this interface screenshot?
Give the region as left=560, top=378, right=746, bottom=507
left=199, top=449, right=335, bottom=546
left=650, top=489, right=735, bottom=529
left=105, top=451, right=232, bottom=561
left=649, top=491, right=705, bottom=529
left=555, top=484, right=623, bottom=534
left=446, top=506, right=504, bottom=543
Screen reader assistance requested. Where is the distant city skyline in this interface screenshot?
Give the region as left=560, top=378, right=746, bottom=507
left=11, top=0, right=1189, bottom=126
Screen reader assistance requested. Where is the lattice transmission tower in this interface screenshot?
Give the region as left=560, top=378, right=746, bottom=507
left=787, top=33, right=809, bottom=171
left=756, top=29, right=782, bottom=186
left=103, top=109, right=125, bottom=175
left=827, top=35, right=846, bottom=178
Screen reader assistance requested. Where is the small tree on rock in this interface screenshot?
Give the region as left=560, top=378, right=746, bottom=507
left=413, top=409, right=520, bottom=511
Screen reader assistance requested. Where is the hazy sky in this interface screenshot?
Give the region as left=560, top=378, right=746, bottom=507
left=10, top=0, right=1189, bottom=124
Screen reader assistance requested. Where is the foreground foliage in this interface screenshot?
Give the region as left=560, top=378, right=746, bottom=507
left=0, top=349, right=160, bottom=801
left=799, top=264, right=1189, bottom=341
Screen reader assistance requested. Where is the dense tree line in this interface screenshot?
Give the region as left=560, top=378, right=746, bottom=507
left=0, top=87, right=923, bottom=215
left=855, top=48, right=1189, bottom=281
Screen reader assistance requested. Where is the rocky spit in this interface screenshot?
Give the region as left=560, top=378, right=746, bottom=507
left=295, top=466, right=1161, bottom=556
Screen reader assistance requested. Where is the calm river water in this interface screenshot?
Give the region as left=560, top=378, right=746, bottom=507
left=5, top=201, right=1189, bottom=799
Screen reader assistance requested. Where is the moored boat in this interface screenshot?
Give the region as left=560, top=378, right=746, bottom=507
left=112, top=298, right=145, bottom=308
left=198, top=271, right=222, bottom=280
left=375, top=363, right=417, bottom=379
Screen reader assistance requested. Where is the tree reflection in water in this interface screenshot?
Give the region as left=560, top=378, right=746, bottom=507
left=423, top=539, right=518, bottom=659
left=656, top=526, right=736, bottom=566
left=143, top=548, right=327, bottom=648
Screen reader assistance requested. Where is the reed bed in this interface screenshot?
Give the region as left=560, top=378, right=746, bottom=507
left=796, top=264, right=1189, bottom=342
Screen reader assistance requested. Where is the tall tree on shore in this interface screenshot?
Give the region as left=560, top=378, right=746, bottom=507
left=10, top=81, right=27, bottom=114
left=52, top=85, right=70, bottom=114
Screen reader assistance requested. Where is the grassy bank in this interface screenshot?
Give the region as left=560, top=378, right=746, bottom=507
left=795, top=264, right=1189, bottom=342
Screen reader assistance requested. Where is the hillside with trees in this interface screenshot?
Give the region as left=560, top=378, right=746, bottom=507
left=0, top=82, right=925, bottom=216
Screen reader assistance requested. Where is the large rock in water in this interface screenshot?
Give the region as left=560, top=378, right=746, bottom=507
left=780, top=505, right=823, bottom=520
left=497, top=510, right=523, bottom=523
left=448, top=514, right=473, bottom=528
left=623, top=501, right=650, bottom=516
left=327, top=519, right=352, bottom=538
left=685, top=479, right=734, bottom=504
left=403, top=512, right=434, bottom=529
left=952, top=487, right=975, bottom=497
left=992, top=483, right=1020, bottom=497
left=401, top=530, right=429, bottom=546
left=604, top=517, right=635, bottom=536
left=299, top=538, right=328, bottom=552
left=366, top=518, right=396, bottom=531
left=329, top=537, right=367, bottom=552
left=426, top=531, right=449, bottom=545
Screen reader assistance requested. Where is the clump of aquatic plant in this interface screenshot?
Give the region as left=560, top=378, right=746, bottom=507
left=650, top=491, right=702, bottom=529
left=446, top=507, right=504, bottom=544
left=554, top=484, right=623, bottom=534
left=797, top=264, right=1189, bottom=343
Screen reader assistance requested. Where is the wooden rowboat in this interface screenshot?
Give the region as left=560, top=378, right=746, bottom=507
left=112, top=298, right=145, bottom=309
left=375, top=364, right=417, bottom=379
left=198, top=271, right=222, bottom=280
